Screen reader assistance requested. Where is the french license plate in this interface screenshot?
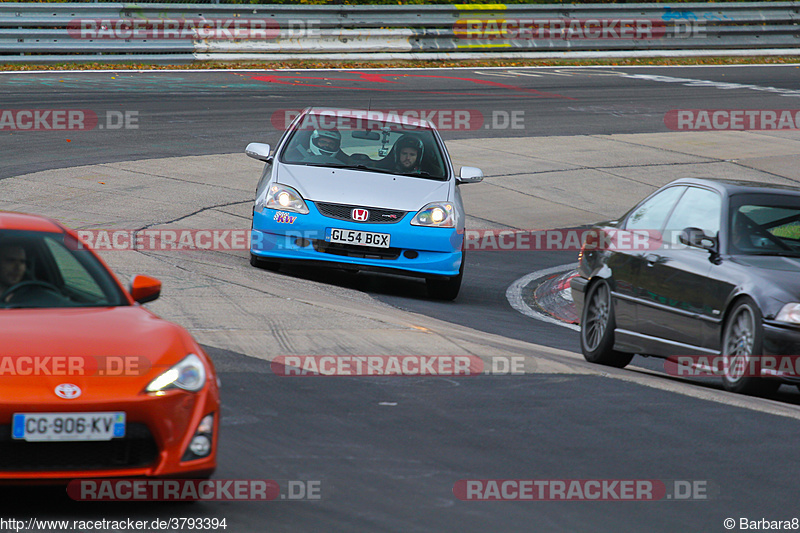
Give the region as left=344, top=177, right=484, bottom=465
left=327, top=228, right=390, bottom=248
left=12, top=412, right=126, bottom=442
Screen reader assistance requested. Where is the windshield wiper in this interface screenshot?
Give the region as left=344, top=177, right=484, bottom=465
left=344, top=165, right=399, bottom=175
left=288, top=161, right=445, bottom=179
left=312, top=163, right=400, bottom=175
left=413, top=171, right=446, bottom=180
left=289, top=162, right=342, bottom=169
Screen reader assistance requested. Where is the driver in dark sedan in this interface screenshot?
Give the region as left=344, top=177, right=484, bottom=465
left=0, top=243, right=26, bottom=299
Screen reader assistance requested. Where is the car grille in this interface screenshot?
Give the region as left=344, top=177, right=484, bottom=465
left=315, top=202, right=406, bottom=224
left=312, top=240, right=401, bottom=260
left=0, top=423, right=158, bottom=471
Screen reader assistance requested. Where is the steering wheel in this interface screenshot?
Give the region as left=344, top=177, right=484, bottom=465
left=0, top=280, right=63, bottom=302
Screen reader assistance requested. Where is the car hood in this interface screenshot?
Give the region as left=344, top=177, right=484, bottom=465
left=734, top=254, right=800, bottom=273
left=731, top=255, right=800, bottom=305
left=277, top=164, right=451, bottom=211
left=0, top=306, right=195, bottom=399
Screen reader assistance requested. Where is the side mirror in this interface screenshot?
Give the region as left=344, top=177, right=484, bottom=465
left=679, top=227, right=717, bottom=251
left=129, top=274, right=161, bottom=304
left=457, top=166, right=483, bottom=184
left=245, top=142, right=272, bottom=163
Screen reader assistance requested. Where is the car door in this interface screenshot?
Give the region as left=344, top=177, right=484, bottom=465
left=612, top=185, right=686, bottom=331
left=633, top=186, right=722, bottom=352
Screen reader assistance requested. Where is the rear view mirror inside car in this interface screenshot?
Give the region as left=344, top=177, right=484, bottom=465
left=351, top=130, right=381, bottom=140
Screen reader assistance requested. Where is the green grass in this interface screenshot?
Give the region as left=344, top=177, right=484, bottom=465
left=771, top=224, right=800, bottom=241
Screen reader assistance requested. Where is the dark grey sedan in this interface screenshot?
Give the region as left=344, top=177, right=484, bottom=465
left=571, top=178, right=800, bottom=395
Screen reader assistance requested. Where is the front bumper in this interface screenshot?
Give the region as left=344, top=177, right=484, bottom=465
left=251, top=201, right=463, bottom=278
left=0, top=387, right=218, bottom=482
left=570, top=275, right=589, bottom=319
left=762, top=321, right=800, bottom=356
left=761, top=321, right=800, bottom=383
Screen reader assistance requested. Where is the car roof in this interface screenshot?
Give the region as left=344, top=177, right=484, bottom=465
left=666, top=177, right=800, bottom=197
left=0, top=211, right=65, bottom=233
left=303, top=107, right=436, bottom=130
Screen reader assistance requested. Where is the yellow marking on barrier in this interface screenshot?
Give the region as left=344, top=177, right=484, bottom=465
left=454, top=18, right=510, bottom=38
left=455, top=4, right=507, bottom=10
left=456, top=43, right=513, bottom=49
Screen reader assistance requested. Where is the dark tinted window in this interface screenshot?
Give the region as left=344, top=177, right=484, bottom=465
left=729, top=194, right=800, bottom=256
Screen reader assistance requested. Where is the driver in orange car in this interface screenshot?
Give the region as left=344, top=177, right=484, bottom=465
left=0, top=242, right=27, bottom=299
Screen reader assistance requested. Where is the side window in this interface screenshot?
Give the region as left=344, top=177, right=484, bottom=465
left=664, top=187, right=722, bottom=241
left=44, top=238, right=105, bottom=300
left=625, top=186, right=685, bottom=231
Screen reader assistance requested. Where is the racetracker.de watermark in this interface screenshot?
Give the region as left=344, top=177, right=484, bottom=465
left=0, top=355, right=149, bottom=377
left=273, top=109, right=525, bottom=131
left=454, top=479, right=711, bottom=501
left=464, top=229, right=661, bottom=251
left=75, top=228, right=665, bottom=252
left=68, top=18, right=285, bottom=40
left=271, top=355, right=527, bottom=376
left=453, top=18, right=704, bottom=39
left=0, top=110, right=138, bottom=131
left=665, top=109, right=800, bottom=131
left=67, top=479, right=322, bottom=501
left=665, top=355, right=800, bottom=378
left=74, top=229, right=251, bottom=251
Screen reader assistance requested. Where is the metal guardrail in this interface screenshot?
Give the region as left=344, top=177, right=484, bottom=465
left=0, top=2, right=798, bottom=63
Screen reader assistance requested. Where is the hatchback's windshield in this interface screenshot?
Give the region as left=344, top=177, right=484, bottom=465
left=729, top=196, right=800, bottom=256
left=280, top=113, right=448, bottom=180
left=0, top=230, right=127, bottom=309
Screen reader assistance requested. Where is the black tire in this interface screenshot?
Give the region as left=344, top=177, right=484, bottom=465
left=249, top=253, right=280, bottom=272
left=580, top=280, right=633, bottom=368
left=720, top=297, right=780, bottom=396
left=426, top=254, right=464, bottom=301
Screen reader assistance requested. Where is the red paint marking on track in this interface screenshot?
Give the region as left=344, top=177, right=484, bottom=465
left=249, top=71, right=574, bottom=100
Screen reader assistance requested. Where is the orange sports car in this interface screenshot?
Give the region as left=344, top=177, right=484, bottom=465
left=0, top=212, right=219, bottom=482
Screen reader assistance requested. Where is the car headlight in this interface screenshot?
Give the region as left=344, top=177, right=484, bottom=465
left=146, top=354, right=207, bottom=393
left=411, top=202, right=455, bottom=228
left=776, top=303, right=800, bottom=324
left=262, top=184, right=309, bottom=214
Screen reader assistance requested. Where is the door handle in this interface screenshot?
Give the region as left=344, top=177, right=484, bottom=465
left=645, top=253, right=660, bottom=266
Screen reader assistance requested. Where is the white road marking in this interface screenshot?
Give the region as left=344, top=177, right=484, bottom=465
left=505, top=263, right=580, bottom=331
left=620, top=72, right=800, bottom=98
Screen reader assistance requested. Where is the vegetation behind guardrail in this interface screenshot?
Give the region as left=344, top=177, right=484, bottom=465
left=2, top=2, right=798, bottom=64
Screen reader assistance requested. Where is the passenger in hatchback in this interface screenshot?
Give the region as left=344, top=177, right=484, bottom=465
left=391, top=135, right=424, bottom=174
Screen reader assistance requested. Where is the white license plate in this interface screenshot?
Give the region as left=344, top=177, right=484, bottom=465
left=12, top=412, right=126, bottom=442
left=328, top=228, right=390, bottom=248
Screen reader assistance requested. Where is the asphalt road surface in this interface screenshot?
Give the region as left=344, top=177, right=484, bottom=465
left=2, top=66, right=800, bottom=532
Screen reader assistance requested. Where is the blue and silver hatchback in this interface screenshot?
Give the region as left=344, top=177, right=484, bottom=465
left=246, top=107, right=483, bottom=300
